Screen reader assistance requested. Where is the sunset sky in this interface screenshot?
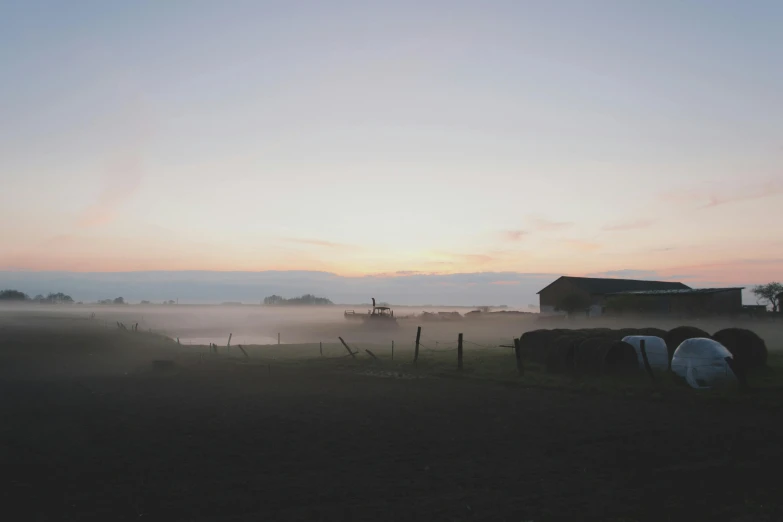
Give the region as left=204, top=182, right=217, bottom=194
left=2, top=1, right=782, bottom=302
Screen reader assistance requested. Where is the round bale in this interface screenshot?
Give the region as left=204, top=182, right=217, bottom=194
left=519, top=329, right=550, bottom=363
left=640, top=327, right=668, bottom=338
left=574, top=337, right=611, bottom=375
left=603, top=341, right=640, bottom=375
left=665, top=326, right=711, bottom=362
left=546, top=336, right=583, bottom=374
left=712, top=328, right=768, bottom=370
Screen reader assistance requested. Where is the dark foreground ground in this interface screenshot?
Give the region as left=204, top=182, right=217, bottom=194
left=2, top=360, right=783, bottom=522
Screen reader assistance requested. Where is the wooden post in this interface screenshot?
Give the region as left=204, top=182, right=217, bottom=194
left=177, top=337, right=180, bottom=345
left=237, top=344, right=249, bottom=359
left=365, top=349, right=377, bottom=359
left=414, top=326, right=421, bottom=363
left=227, top=333, right=232, bottom=347
left=457, top=333, right=463, bottom=371
left=391, top=340, right=394, bottom=360
left=320, top=341, right=323, bottom=356
left=640, top=339, right=655, bottom=382
left=278, top=333, right=280, bottom=345
left=339, top=337, right=356, bottom=358
left=513, top=338, right=524, bottom=376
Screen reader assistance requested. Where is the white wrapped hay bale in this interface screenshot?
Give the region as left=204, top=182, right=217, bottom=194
left=622, top=335, right=669, bottom=371
left=671, top=338, right=736, bottom=389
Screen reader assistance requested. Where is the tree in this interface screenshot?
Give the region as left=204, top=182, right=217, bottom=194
left=555, top=293, right=592, bottom=316
left=263, top=294, right=333, bottom=306
left=752, top=282, right=783, bottom=312
left=45, top=292, right=74, bottom=304
left=0, top=289, right=29, bottom=301
left=113, top=297, right=125, bottom=305
left=140, top=300, right=151, bottom=305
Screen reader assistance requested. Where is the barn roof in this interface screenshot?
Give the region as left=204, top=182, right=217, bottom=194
left=536, top=276, right=690, bottom=295
left=606, top=287, right=743, bottom=296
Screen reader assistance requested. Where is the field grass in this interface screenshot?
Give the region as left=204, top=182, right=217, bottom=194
left=3, top=315, right=783, bottom=520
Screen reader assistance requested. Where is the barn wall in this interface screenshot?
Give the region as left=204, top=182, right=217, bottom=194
left=705, top=289, right=742, bottom=314
left=669, top=290, right=742, bottom=315
left=538, top=279, right=592, bottom=313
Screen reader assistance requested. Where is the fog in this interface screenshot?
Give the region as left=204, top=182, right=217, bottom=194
left=2, top=303, right=781, bottom=353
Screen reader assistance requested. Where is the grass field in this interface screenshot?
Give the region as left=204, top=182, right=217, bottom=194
left=2, top=311, right=783, bottom=521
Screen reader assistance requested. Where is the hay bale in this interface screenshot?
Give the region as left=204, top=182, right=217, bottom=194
left=618, top=328, right=641, bottom=339
left=640, top=327, right=668, bottom=338
left=712, top=328, right=768, bottom=370
left=546, top=336, right=583, bottom=374
left=519, top=329, right=550, bottom=363
left=603, top=341, right=639, bottom=375
left=665, top=326, right=711, bottom=361
left=574, top=338, right=638, bottom=376
left=574, top=337, right=611, bottom=375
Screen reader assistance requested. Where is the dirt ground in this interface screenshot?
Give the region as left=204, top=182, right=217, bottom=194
left=2, top=317, right=783, bottom=521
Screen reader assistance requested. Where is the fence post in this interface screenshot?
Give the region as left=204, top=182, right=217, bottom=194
left=640, top=339, right=655, bottom=382
left=391, top=340, right=394, bottom=360
left=513, top=338, right=524, bottom=376
left=278, top=333, right=280, bottom=345
left=227, top=333, right=232, bottom=347
left=457, top=333, right=463, bottom=371
left=339, top=337, right=356, bottom=358
left=320, top=341, right=323, bottom=357
left=237, top=344, right=249, bottom=359
left=414, top=326, right=421, bottom=364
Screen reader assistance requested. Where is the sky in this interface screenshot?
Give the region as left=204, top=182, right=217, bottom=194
left=1, top=1, right=782, bottom=304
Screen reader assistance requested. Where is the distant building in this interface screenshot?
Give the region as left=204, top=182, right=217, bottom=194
left=537, top=276, right=690, bottom=315
left=604, top=287, right=744, bottom=316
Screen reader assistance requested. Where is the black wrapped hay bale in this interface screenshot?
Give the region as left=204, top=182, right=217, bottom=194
left=603, top=341, right=639, bottom=375
left=618, top=328, right=641, bottom=338
left=546, top=336, right=583, bottom=374
left=712, top=328, right=768, bottom=370
left=665, top=326, right=711, bottom=361
left=640, top=327, right=668, bottom=338
left=574, top=337, right=611, bottom=375
left=519, top=329, right=550, bottom=363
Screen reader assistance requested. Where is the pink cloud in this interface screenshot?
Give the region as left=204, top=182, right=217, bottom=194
left=78, top=153, right=144, bottom=227
left=562, top=239, right=602, bottom=252
left=659, top=178, right=783, bottom=210
left=602, top=219, right=655, bottom=231
left=529, top=216, right=573, bottom=232
left=503, top=230, right=528, bottom=241
left=282, top=238, right=353, bottom=249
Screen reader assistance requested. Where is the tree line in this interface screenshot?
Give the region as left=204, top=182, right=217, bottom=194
left=0, top=290, right=130, bottom=305
left=0, top=290, right=75, bottom=303
left=263, top=294, right=333, bottom=306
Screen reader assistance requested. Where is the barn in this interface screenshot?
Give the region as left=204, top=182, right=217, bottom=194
left=604, top=287, right=744, bottom=316
left=537, top=276, right=690, bottom=316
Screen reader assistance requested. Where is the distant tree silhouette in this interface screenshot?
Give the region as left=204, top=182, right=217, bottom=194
left=0, top=289, right=29, bottom=301
left=113, top=297, right=125, bottom=305
left=263, top=294, right=333, bottom=306
left=752, top=282, right=782, bottom=312
left=45, top=292, right=74, bottom=304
